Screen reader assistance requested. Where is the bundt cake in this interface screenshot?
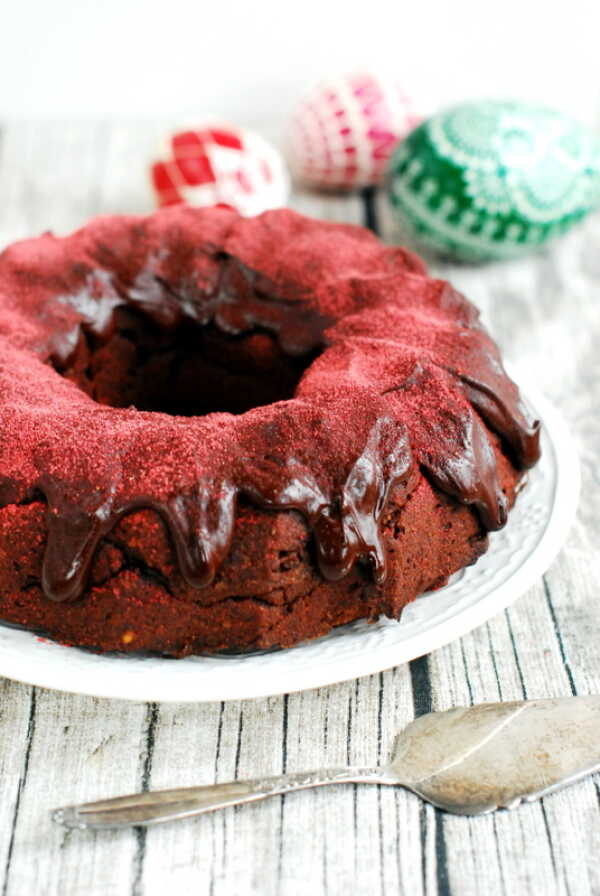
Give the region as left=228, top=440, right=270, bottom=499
left=0, top=206, right=540, bottom=655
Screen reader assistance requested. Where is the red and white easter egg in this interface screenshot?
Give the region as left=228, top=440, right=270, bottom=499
left=151, top=125, right=290, bottom=215
left=288, top=72, right=420, bottom=190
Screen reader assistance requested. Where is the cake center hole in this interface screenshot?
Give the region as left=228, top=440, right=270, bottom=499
left=60, top=307, right=320, bottom=416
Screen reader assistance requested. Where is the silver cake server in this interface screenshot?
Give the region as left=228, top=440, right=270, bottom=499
left=53, top=697, right=600, bottom=830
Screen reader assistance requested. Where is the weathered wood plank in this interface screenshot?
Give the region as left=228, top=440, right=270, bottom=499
left=3, top=690, right=147, bottom=896
left=0, top=682, right=36, bottom=894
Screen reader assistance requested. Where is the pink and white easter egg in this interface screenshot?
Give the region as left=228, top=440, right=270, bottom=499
left=150, top=125, right=290, bottom=215
left=288, top=72, right=420, bottom=190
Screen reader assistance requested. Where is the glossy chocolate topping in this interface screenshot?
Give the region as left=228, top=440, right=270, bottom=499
left=0, top=207, right=540, bottom=603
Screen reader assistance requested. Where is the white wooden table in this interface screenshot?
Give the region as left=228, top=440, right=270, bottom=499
left=0, top=122, right=599, bottom=896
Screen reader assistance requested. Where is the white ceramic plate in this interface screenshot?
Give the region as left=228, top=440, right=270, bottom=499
left=0, top=372, right=579, bottom=702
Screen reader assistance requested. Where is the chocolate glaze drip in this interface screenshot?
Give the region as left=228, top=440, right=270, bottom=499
left=418, top=407, right=509, bottom=531
left=383, top=361, right=511, bottom=532
left=38, top=417, right=415, bottom=602
left=49, top=256, right=333, bottom=371
left=40, top=474, right=118, bottom=603
left=239, top=418, right=415, bottom=585
left=42, top=489, right=239, bottom=603
left=458, top=374, right=540, bottom=469
left=0, top=209, right=541, bottom=604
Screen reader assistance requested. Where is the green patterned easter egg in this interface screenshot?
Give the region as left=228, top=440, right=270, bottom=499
left=387, top=100, right=600, bottom=262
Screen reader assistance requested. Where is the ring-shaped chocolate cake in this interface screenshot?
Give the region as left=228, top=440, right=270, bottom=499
left=0, top=207, right=540, bottom=654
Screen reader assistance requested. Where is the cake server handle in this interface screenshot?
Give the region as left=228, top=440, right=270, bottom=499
left=52, top=767, right=390, bottom=830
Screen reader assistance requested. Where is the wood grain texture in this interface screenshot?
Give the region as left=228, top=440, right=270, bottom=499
left=0, top=121, right=598, bottom=896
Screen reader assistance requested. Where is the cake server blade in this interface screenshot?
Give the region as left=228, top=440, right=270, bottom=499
left=389, top=696, right=600, bottom=813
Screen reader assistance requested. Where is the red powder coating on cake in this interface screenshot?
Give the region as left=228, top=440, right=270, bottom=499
left=0, top=207, right=540, bottom=654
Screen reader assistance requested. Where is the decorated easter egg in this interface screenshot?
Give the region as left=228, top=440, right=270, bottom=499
left=288, top=72, right=420, bottom=190
left=151, top=125, right=290, bottom=216
left=387, top=100, right=600, bottom=261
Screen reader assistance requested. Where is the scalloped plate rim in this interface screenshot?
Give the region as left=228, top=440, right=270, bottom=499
left=0, top=367, right=580, bottom=702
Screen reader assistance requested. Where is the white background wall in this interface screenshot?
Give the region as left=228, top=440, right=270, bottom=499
left=2, top=0, right=599, bottom=130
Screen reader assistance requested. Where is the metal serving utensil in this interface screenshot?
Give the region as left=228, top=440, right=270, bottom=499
left=53, top=697, right=600, bottom=830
